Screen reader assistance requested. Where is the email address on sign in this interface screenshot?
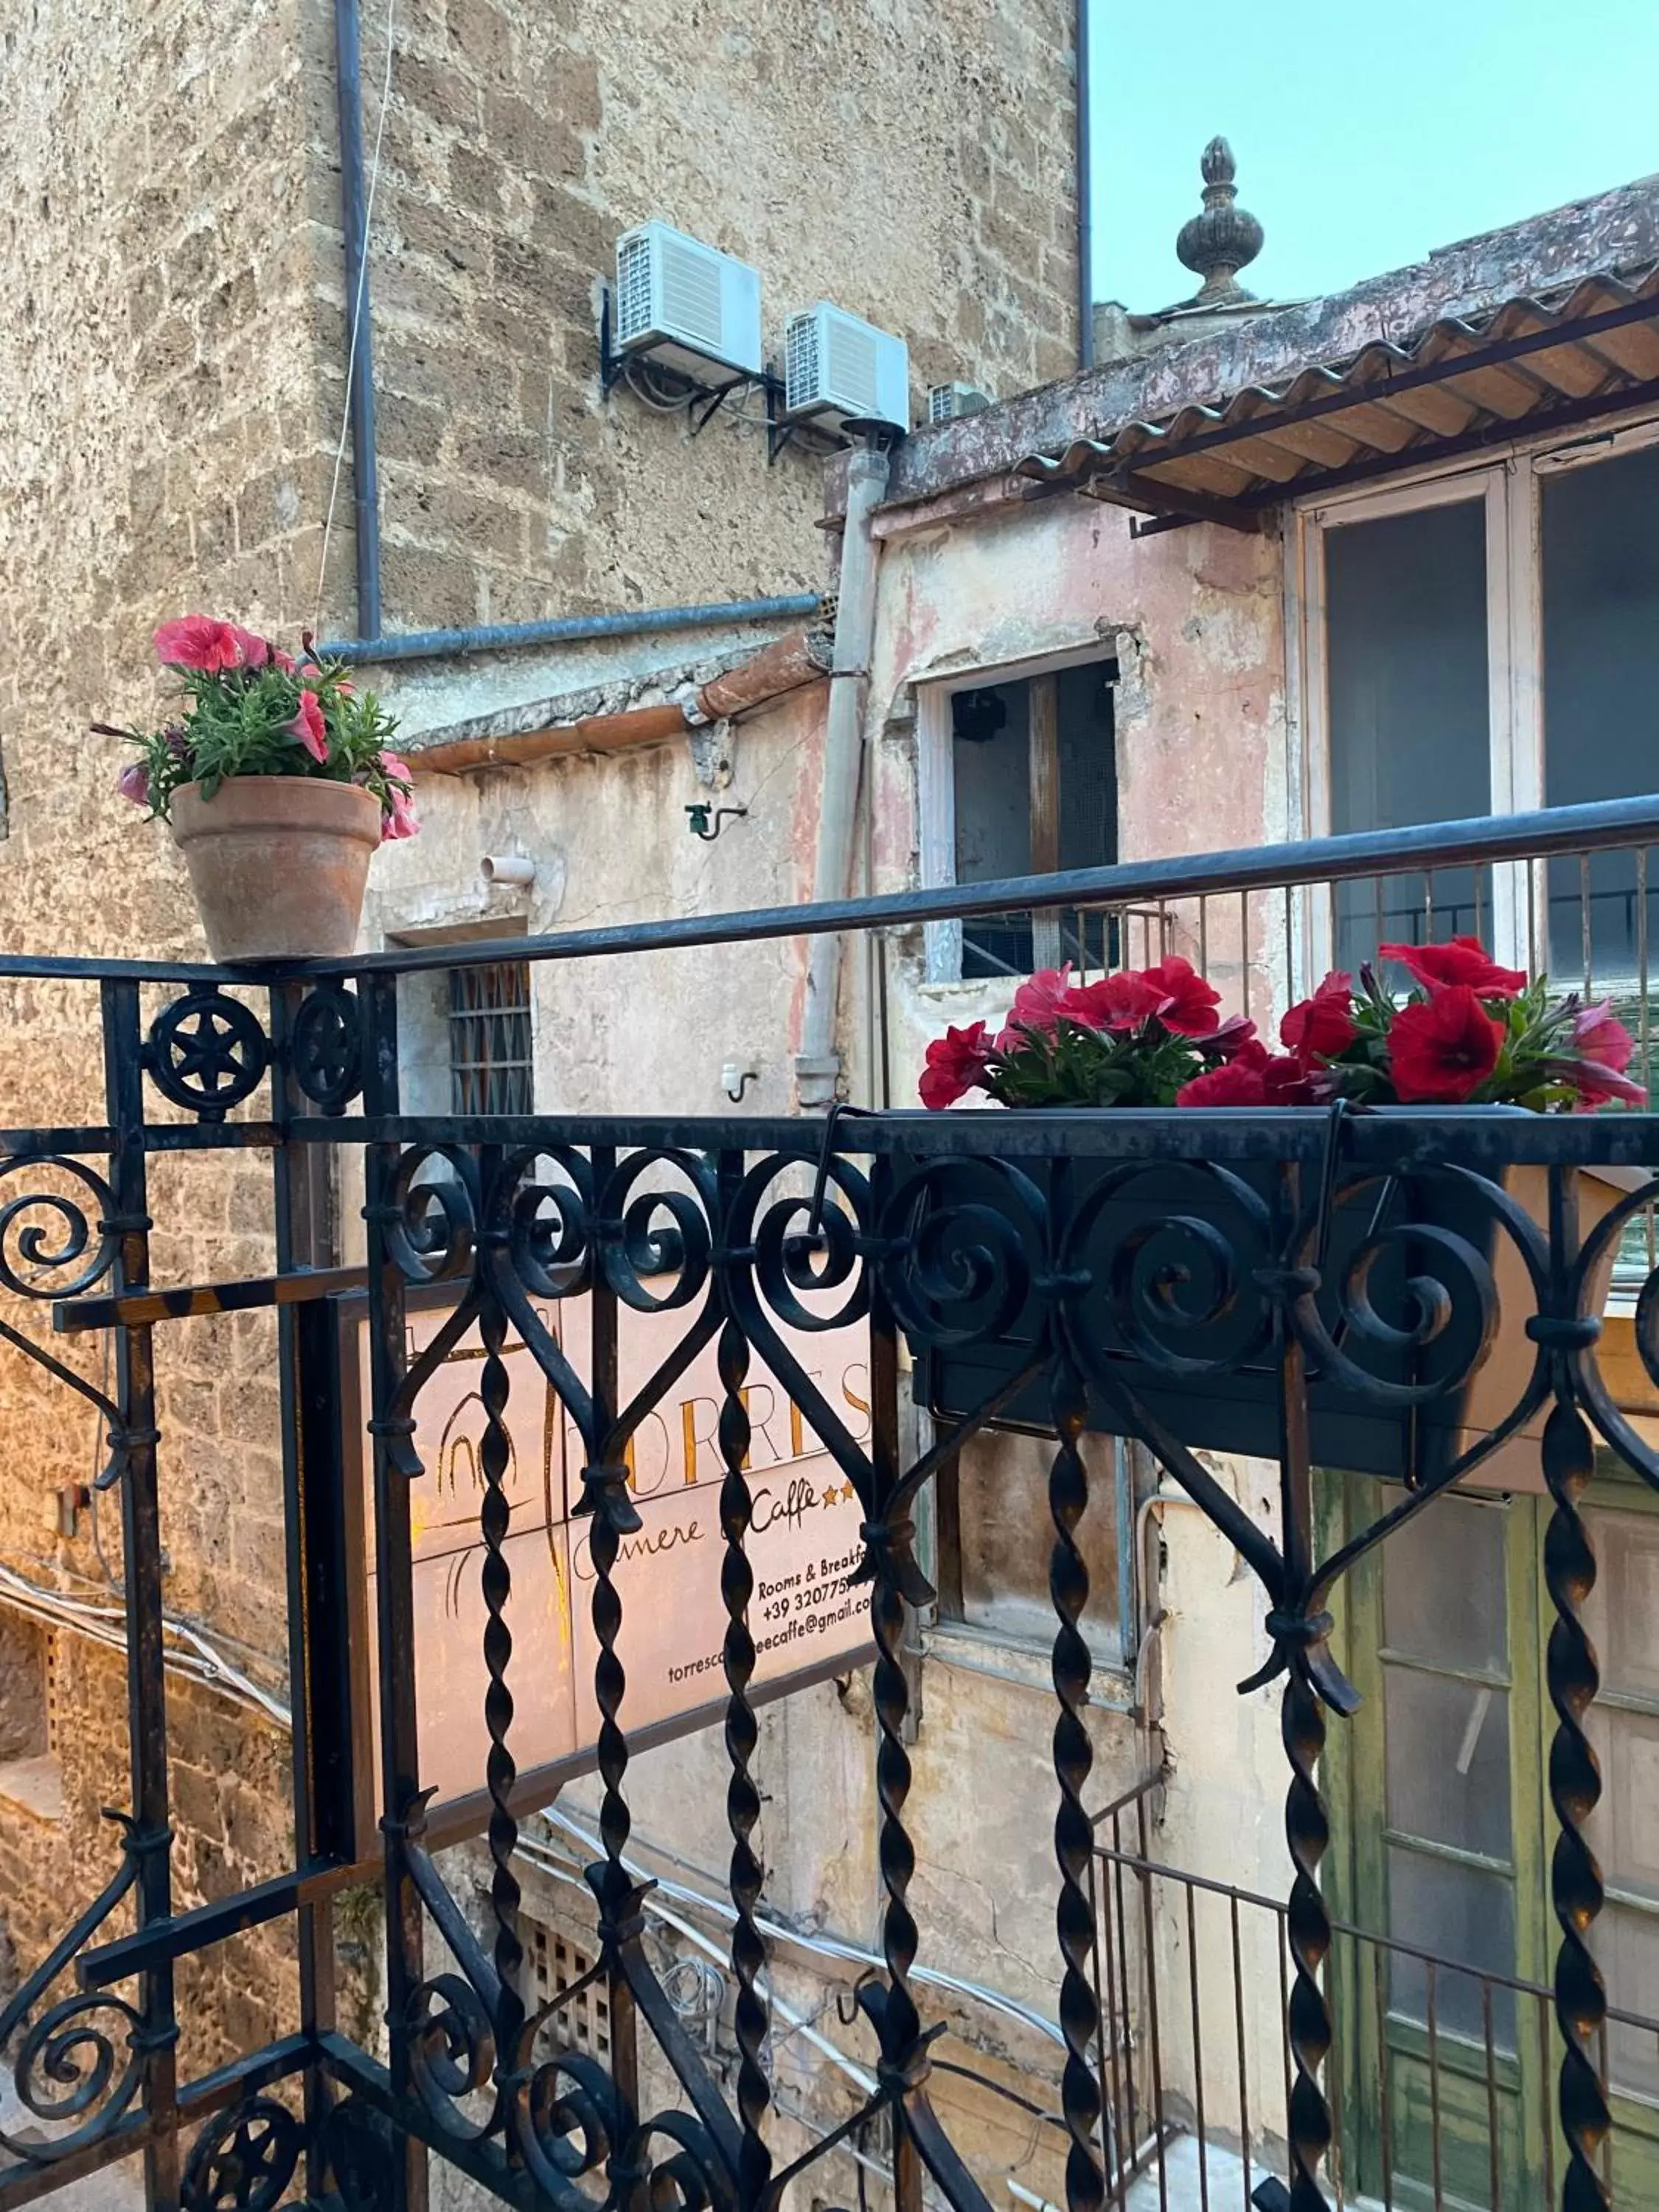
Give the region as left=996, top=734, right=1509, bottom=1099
left=665, top=1596, right=863, bottom=1687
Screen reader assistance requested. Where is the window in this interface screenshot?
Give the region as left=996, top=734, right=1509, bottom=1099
left=1301, top=417, right=1659, bottom=991
left=919, top=655, right=1118, bottom=981
left=0, top=1610, right=63, bottom=1820
left=519, top=1915, right=611, bottom=2062
left=392, top=941, right=535, bottom=1119
left=447, top=961, right=533, bottom=1116
left=933, top=1428, right=1131, bottom=1663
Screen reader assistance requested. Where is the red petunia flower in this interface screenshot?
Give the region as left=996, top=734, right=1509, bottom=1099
left=1379, top=936, right=1527, bottom=999
left=1281, top=971, right=1356, bottom=1062
left=1140, top=954, right=1221, bottom=1036
left=1059, top=971, right=1170, bottom=1033
left=919, top=1021, right=995, bottom=1110
left=1177, top=1048, right=1326, bottom=1107
left=153, top=614, right=243, bottom=672
left=1386, top=986, right=1505, bottom=1102
left=287, top=689, right=329, bottom=764
left=1571, top=1001, right=1636, bottom=1076
left=1177, top=1061, right=1267, bottom=1107
left=1006, top=965, right=1074, bottom=1037
left=228, top=625, right=272, bottom=669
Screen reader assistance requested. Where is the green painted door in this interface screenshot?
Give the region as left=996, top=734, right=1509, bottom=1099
left=1325, top=1471, right=1659, bottom=2208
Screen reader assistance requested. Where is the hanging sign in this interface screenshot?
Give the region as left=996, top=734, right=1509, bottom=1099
left=352, top=1287, right=874, bottom=1831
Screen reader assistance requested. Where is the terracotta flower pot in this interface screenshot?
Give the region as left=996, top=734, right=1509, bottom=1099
left=170, top=776, right=382, bottom=961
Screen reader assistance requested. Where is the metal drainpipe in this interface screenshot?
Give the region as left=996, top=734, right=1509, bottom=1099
left=316, top=594, right=824, bottom=666
left=334, top=0, right=383, bottom=641
left=794, top=440, right=891, bottom=1109
left=1077, top=0, right=1094, bottom=368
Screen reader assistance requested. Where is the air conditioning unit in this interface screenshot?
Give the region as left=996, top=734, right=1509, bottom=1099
left=928, top=380, right=993, bottom=424
left=782, top=303, right=910, bottom=434
left=613, top=222, right=763, bottom=380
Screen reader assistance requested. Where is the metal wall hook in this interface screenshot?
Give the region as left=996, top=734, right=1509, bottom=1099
left=686, top=804, right=748, bottom=841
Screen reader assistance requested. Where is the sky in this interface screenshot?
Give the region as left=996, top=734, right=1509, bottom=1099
left=1089, top=0, right=1659, bottom=313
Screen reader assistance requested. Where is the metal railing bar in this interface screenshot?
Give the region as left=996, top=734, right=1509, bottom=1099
left=1482, top=1981, right=1500, bottom=2212
left=1230, top=1892, right=1251, bottom=2212
left=271, top=795, right=1659, bottom=980
left=1184, top=1881, right=1210, bottom=2212
left=1135, top=1798, right=1168, bottom=2212
left=0, top=796, right=1656, bottom=990
left=1089, top=1842, right=1659, bottom=2028
left=1427, top=1961, right=1444, bottom=2210
left=1374, top=1950, right=1395, bottom=2211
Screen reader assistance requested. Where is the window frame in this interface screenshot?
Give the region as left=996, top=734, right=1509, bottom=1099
left=1291, top=402, right=1659, bottom=981
left=915, top=639, right=1123, bottom=986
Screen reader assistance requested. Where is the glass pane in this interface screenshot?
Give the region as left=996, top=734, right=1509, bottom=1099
left=1054, top=662, right=1117, bottom=872
left=953, top=1430, right=1120, bottom=1652
left=1326, top=497, right=1491, bottom=974
left=1595, top=1901, right=1659, bottom=2101
left=1543, top=442, right=1659, bottom=987
left=954, top=681, right=1033, bottom=978
left=1387, top=1843, right=1516, bottom=2048
left=1382, top=1495, right=1509, bottom=1673
left=1384, top=1665, right=1512, bottom=1860
left=1585, top=1703, right=1659, bottom=1905
left=1581, top=1506, right=1659, bottom=1703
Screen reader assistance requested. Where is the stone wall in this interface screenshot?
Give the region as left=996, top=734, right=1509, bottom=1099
left=0, top=0, right=327, bottom=2079
left=352, top=0, right=1080, bottom=636
left=0, top=0, right=1080, bottom=2143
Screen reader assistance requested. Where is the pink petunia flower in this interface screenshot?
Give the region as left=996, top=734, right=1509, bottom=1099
left=287, top=690, right=329, bottom=763
left=153, top=615, right=243, bottom=672
left=377, top=749, right=420, bottom=841
left=228, top=626, right=271, bottom=669
left=115, top=761, right=150, bottom=807
left=1005, top=965, right=1074, bottom=1038
left=1571, top=1001, right=1637, bottom=1077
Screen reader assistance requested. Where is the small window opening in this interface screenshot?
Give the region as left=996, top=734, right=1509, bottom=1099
left=950, top=660, right=1117, bottom=978
left=448, top=961, right=533, bottom=1116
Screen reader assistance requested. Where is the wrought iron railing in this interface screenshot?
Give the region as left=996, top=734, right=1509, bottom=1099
left=1, top=797, right=1659, bottom=2212
left=1089, top=1774, right=1659, bottom=2211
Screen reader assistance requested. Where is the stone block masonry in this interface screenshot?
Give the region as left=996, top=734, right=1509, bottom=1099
left=353, top=0, right=1080, bottom=636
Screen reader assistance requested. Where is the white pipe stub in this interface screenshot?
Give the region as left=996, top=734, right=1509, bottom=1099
left=481, top=854, right=536, bottom=885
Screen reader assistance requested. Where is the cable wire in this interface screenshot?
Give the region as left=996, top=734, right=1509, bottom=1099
left=315, top=0, right=397, bottom=631
left=540, top=1806, right=1065, bottom=2049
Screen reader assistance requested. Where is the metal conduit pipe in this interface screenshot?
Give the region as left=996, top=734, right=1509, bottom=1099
left=794, top=442, right=891, bottom=1107
left=317, top=593, right=824, bottom=666
left=1076, top=0, right=1094, bottom=369
left=333, top=0, right=383, bottom=641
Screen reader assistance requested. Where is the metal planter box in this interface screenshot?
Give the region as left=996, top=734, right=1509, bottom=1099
left=901, top=1147, right=1637, bottom=1486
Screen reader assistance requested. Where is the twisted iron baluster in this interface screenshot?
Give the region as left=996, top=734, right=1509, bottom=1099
left=1537, top=1164, right=1612, bottom=2211
left=717, top=1306, right=772, bottom=2212
left=1543, top=1399, right=1611, bottom=2209
left=478, top=1281, right=524, bottom=2146
left=1048, top=1346, right=1104, bottom=2212
left=1280, top=1672, right=1332, bottom=2212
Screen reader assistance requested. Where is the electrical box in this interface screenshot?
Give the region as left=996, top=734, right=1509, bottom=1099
left=613, top=222, right=764, bottom=381
left=782, top=302, right=910, bottom=434
left=928, top=380, right=993, bottom=424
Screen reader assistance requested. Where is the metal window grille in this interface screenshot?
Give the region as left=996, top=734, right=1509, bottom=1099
left=523, top=1922, right=611, bottom=2062
left=447, top=961, right=532, bottom=1116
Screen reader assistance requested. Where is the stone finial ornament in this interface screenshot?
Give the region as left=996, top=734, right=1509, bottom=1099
left=1175, top=136, right=1264, bottom=305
